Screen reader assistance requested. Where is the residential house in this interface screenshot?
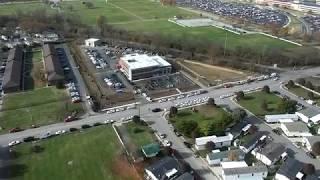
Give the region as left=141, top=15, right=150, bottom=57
left=239, top=132, right=266, bottom=153
left=206, top=149, right=245, bottom=166
left=229, top=121, right=251, bottom=139
left=251, top=142, right=286, bottom=166
left=43, top=44, right=64, bottom=86
left=221, top=161, right=268, bottom=180
left=302, top=136, right=320, bottom=152
left=145, top=157, right=181, bottom=180
left=141, top=143, right=160, bottom=158
left=280, top=122, right=313, bottom=137
left=3, top=46, right=23, bottom=93
left=264, top=114, right=298, bottom=123
left=296, top=108, right=320, bottom=124
left=275, top=158, right=317, bottom=180
left=195, top=134, right=233, bottom=150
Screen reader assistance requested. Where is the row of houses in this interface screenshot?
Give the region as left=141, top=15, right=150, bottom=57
left=264, top=108, right=320, bottom=124
left=2, top=46, right=23, bottom=93
left=42, top=44, right=64, bottom=86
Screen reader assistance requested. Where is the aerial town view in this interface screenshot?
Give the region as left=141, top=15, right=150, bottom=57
left=1, top=0, right=320, bottom=179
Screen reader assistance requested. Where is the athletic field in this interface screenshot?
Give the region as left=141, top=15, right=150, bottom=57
left=0, top=0, right=297, bottom=50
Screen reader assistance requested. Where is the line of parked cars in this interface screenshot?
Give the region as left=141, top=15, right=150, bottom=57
left=175, top=96, right=210, bottom=108
left=66, top=82, right=81, bottom=103
left=103, top=74, right=125, bottom=90
left=158, top=90, right=208, bottom=103
left=85, top=49, right=107, bottom=69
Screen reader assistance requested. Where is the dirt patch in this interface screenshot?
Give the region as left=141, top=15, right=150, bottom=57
left=111, top=155, right=141, bottom=180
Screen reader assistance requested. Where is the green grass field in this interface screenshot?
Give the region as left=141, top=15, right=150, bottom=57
left=287, top=86, right=320, bottom=104
left=9, top=126, right=138, bottom=180
left=124, top=122, right=155, bottom=147
left=170, top=105, right=232, bottom=136
left=238, top=91, right=283, bottom=116
left=0, top=0, right=296, bottom=50
left=0, top=87, right=83, bottom=131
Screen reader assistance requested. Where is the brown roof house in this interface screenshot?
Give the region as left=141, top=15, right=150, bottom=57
left=3, top=46, right=23, bottom=93
left=43, top=44, right=64, bottom=86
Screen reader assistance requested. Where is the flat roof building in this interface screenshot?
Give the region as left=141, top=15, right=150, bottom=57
left=3, top=46, right=23, bottom=93
left=280, top=122, right=313, bottom=137
left=85, top=38, right=101, bottom=47
left=118, top=53, right=171, bottom=81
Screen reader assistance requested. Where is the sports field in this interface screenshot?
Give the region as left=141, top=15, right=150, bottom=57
left=0, top=0, right=296, bottom=50
left=8, top=126, right=139, bottom=180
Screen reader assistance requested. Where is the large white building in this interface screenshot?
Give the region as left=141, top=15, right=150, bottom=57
left=118, top=53, right=172, bottom=81
left=221, top=161, right=268, bottom=180
left=264, top=114, right=298, bottom=123
left=195, top=134, right=233, bottom=150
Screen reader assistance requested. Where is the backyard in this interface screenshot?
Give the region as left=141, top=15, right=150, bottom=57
left=170, top=105, right=233, bottom=137
left=0, top=87, right=83, bottom=131
left=238, top=91, right=284, bottom=116
left=6, top=126, right=140, bottom=180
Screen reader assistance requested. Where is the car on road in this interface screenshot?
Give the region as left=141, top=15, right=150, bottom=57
left=9, top=127, right=23, bottom=133
left=81, top=124, right=91, bottom=129
left=8, top=140, right=21, bottom=147
left=306, top=152, right=316, bottom=159
left=152, top=108, right=162, bottom=112
left=55, top=130, right=66, bottom=135
left=163, top=140, right=172, bottom=147
left=23, top=136, right=37, bottom=142
left=272, top=128, right=282, bottom=135
left=159, top=133, right=166, bottom=139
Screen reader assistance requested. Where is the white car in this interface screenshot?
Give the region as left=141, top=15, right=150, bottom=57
left=103, top=120, right=110, bottom=124
left=8, top=140, right=21, bottom=147
left=163, top=140, right=172, bottom=147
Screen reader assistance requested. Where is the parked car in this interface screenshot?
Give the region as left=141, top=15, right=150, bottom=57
left=183, top=141, right=192, bottom=148
left=69, top=127, right=78, bottom=132
left=272, top=128, right=282, bottom=135
left=81, top=124, right=91, bottom=129
left=8, top=140, right=21, bottom=147
left=23, top=136, right=37, bottom=142
left=9, top=127, right=23, bottom=133
left=93, top=122, right=102, bottom=126
left=152, top=108, right=162, bottom=112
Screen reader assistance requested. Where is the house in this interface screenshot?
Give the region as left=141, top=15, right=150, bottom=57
left=195, top=134, right=233, bottom=150
left=251, top=142, right=286, bottom=166
left=229, top=121, right=251, bottom=139
left=302, top=136, right=320, bottom=152
left=221, top=161, right=268, bottom=180
left=280, top=122, right=312, bottom=137
left=43, top=44, right=64, bottom=86
left=296, top=108, right=320, bottom=124
left=141, top=143, right=160, bottom=158
left=275, top=158, right=317, bottom=180
left=145, top=157, right=193, bottom=180
left=239, top=132, right=266, bottom=153
left=206, top=149, right=245, bottom=166
left=3, top=46, right=23, bottom=93
left=85, top=38, right=101, bottom=47
left=264, top=114, right=298, bottom=123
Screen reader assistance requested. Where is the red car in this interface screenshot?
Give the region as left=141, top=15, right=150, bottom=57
left=64, top=112, right=78, bottom=123
left=9, top=127, right=23, bottom=133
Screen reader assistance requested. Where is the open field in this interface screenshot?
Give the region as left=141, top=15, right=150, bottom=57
left=181, top=60, right=249, bottom=84
left=238, top=91, right=283, bottom=116
left=8, top=126, right=139, bottom=180
left=0, top=0, right=296, bottom=50
left=0, top=87, right=83, bottom=131
left=170, top=105, right=232, bottom=137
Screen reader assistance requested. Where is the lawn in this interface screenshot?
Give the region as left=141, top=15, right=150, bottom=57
left=238, top=91, right=283, bottom=116
left=287, top=85, right=320, bottom=104
left=0, top=0, right=296, bottom=50
left=8, top=126, right=139, bottom=180
left=24, top=50, right=46, bottom=89
left=170, top=105, right=232, bottom=137
left=0, top=87, right=83, bottom=131
left=124, top=121, right=155, bottom=147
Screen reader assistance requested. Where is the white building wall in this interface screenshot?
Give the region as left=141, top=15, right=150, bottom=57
left=222, top=172, right=267, bottom=180
left=275, top=173, right=290, bottom=180
left=251, top=151, right=272, bottom=166
left=295, top=112, right=309, bottom=123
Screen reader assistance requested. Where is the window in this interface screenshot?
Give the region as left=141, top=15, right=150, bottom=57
left=252, top=173, right=254, bottom=176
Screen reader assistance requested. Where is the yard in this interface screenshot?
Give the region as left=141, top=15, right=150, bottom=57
left=238, top=91, right=284, bottom=116
left=23, top=49, right=46, bottom=89
left=0, top=0, right=296, bottom=50
left=6, top=126, right=140, bottom=180
left=0, top=87, right=83, bottom=131
left=170, top=105, right=233, bottom=137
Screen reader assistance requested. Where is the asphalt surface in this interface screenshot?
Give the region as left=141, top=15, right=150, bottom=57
left=1, top=66, right=320, bottom=179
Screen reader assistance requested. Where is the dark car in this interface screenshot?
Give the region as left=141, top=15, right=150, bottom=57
left=81, top=124, right=91, bottom=129
left=23, top=136, right=37, bottom=142
left=152, top=108, right=162, bottom=112
left=183, top=141, right=192, bottom=148
left=306, top=152, right=316, bottom=159
left=9, top=127, right=23, bottom=133
left=93, top=122, right=102, bottom=126
left=69, top=127, right=78, bottom=132
left=272, top=128, right=282, bottom=135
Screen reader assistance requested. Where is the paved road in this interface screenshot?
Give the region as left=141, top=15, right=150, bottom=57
left=1, top=66, right=320, bottom=179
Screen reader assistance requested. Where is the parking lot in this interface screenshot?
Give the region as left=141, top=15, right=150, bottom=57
left=176, top=0, right=288, bottom=26
left=303, top=15, right=320, bottom=33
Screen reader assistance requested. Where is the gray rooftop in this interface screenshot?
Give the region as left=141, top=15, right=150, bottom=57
left=242, top=132, right=265, bottom=149
left=229, top=121, right=249, bottom=138
left=282, top=122, right=310, bottom=132
left=223, top=165, right=267, bottom=176
left=276, top=158, right=304, bottom=179
left=298, top=108, right=320, bottom=118
left=146, top=157, right=180, bottom=179
left=207, top=149, right=245, bottom=161
left=254, top=143, right=286, bottom=162
left=305, top=136, right=320, bottom=147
